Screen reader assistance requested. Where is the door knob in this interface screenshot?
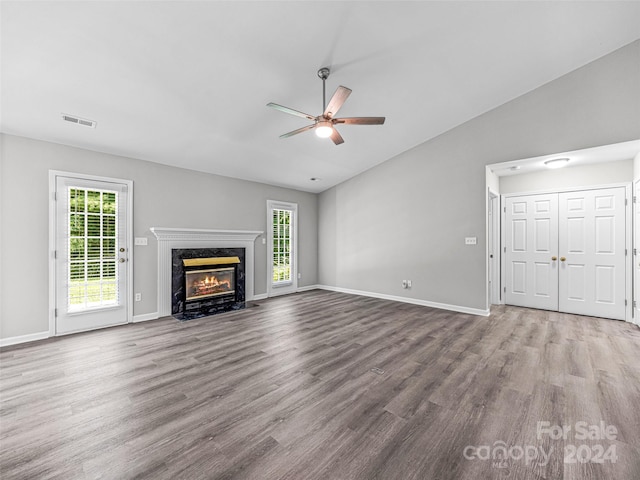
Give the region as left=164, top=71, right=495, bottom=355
left=119, top=247, right=126, bottom=252
left=560, top=257, right=566, bottom=262
left=551, top=256, right=557, bottom=261
left=119, top=258, right=126, bottom=263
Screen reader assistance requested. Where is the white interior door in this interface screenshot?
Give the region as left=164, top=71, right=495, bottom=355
left=559, top=187, right=626, bottom=320
left=55, top=175, right=130, bottom=334
left=505, top=194, right=559, bottom=310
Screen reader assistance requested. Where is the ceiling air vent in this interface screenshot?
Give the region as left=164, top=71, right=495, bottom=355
left=61, top=113, right=96, bottom=128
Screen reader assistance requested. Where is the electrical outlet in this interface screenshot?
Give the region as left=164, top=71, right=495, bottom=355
left=297, top=272, right=301, bottom=279
left=465, top=237, right=477, bottom=245
left=262, top=237, right=266, bottom=244
left=135, top=293, right=141, bottom=302
left=407, top=280, right=412, bottom=288
left=402, top=280, right=408, bottom=289
left=135, top=237, right=148, bottom=246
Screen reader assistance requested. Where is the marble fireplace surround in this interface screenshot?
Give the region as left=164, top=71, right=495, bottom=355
left=150, top=228, right=263, bottom=317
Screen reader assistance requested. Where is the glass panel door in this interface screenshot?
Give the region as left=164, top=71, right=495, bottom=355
left=55, top=175, right=129, bottom=334
left=267, top=200, right=297, bottom=297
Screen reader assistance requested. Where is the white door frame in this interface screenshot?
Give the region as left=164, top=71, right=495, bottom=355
left=501, top=182, right=632, bottom=322
left=266, top=200, right=298, bottom=297
left=48, top=170, right=134, bottom=336
left=487, top=189, right=501, bottom=306
left=634, top=180, right=640, bottom=326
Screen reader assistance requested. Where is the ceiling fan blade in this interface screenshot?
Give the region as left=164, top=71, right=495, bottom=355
left=279, top=124, right=316, bottom=139
left=333, top=117, right=386, bottom=125
left=330, top=128, right=344, bottom=145
left=323, top=86, right=352, bottom=118
left=267, top=103, right=316, bottom=121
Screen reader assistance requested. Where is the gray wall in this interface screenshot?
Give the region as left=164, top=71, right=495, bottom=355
left=318, top=40, right=640, bottom=312
left=499, top=159, right=633, bottom=194
left=0, top=134, right=318, bottom=339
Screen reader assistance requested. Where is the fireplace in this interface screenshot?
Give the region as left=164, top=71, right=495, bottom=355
left=172, top=248, right=245, bottom=320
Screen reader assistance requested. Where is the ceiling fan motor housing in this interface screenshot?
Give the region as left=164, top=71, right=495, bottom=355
left=317, top=67, right=330, bottom=80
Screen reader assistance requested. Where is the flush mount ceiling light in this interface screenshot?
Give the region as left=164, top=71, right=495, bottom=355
left=544, top=157, right=570, bottom=169
left=267, top=67, right=385, bottom=145
left=509, top=165, right=521, bottom=171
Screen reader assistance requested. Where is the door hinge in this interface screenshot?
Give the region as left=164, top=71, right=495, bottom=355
left=504, top=247, right=506, bottom=253
left=54, top=308, right=58, bottom=317
left=53, top=250, right=57, bottom=259
left=625, top=198, right=628, bottom=206
left=504, top=207, right=506, bottom=213
left=625, top=299, right=628, bottom=307
left=634, top=195, right=637, bottom=204
left=633, top=300, right=637, bottom=309
left=635, top=248, right=638, bottom=256
left=626, top=249, right=628, bottom=256
left=504, top=287, right=506, bottom=293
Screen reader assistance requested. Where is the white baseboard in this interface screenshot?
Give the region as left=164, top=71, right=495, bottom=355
left=0, top=331, right=50, bottom=348
left=132, top=312, right=159, bottom=323
left=297, top=284, right=320, bottom=293
left=251, top=293, right=268, bottom=301
left=315, top=285, right=490, bottom=317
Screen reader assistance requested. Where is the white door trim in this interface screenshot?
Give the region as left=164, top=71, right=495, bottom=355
left=487, top=189, right=501, bottom=306
left=624, top=184, right=633, bottom=323
left=267, top=200, right=298, bottom=297
left=48, top=170, right=134, bottom=336
left=501, top=182, right=631, bottom=199
left=634, top=180, right=640, bottom=326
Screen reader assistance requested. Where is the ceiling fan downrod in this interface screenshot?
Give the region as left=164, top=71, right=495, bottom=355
left=318, top=67, right=330, bottom=113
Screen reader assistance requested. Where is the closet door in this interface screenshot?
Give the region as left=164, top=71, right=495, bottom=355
left=505, top=194, right=559, bottom=311
left=559, top=187, right=626, bottom=320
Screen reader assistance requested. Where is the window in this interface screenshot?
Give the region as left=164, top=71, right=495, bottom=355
left=272, top=208, right=292, bottom=284
left=67, top=187, right=119, bottom=310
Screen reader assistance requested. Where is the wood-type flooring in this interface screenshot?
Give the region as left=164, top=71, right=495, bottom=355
left=1, top=290, right=639, bottom=479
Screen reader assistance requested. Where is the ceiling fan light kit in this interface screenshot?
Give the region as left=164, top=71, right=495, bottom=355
left=315, top=120, right=333, bottom=138
left=267, top=67, right=385, bottom=145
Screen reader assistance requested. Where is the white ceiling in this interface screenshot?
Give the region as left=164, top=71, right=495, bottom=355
left=2, top=1, right=639, bottom=193
left=488, top=140, right=640, bottom=177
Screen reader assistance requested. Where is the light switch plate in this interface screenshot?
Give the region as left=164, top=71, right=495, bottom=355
left=135, top=237, right=148, bottom=246
left=465, top=237, right=477, bottom=245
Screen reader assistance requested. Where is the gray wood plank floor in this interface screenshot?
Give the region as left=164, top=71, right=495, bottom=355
left=1, top=290, right=639, bottom=479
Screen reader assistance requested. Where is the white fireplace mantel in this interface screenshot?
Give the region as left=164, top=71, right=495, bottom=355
left=150, top=227, right=263, bottom=317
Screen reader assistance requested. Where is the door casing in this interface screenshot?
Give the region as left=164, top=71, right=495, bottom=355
left=49, top=170, right=134, bottom=336
left=266, top=200, right=298, bottom=297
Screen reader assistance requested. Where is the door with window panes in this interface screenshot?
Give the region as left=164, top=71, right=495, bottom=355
left=267, top=200, right=297, bottom=296
left=55, top=175, right=129, bottom=334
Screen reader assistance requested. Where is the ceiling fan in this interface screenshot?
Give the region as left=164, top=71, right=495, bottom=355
left=267, top=67, right=385, bottom=145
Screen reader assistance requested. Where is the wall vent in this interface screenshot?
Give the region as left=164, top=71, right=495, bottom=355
left=61, top=113, right=96, bottom=128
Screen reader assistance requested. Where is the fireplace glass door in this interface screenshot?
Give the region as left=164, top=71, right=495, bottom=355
left=186, top=267, right=235, bottom=301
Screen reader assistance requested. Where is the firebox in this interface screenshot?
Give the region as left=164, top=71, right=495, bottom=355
left=172, top=250, right=246, bottom=320
left=185, top=267, right=235, bottom=301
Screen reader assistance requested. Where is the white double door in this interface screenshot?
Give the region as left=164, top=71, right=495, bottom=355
left=505, top=187, right=627, bottom=320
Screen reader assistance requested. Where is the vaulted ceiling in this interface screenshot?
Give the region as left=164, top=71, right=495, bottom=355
left=2, top=1, right=639, bottom=192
